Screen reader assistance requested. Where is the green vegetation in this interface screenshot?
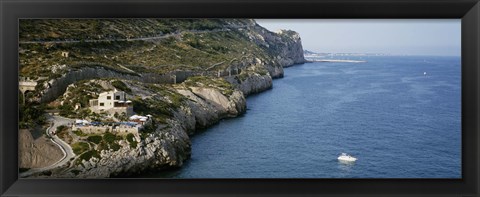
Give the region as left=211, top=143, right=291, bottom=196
left=146, top=84, right=186, bottom=109
left=19, top=94, right=46, bottom=129
left=140, top=123, right=156, bottom=140
left=72, top=129, right=127, bottom=159
left=56, top=125, right=73, bottom=143
left=74, top=149, right=100, bottom=165
left=238, top=72, right=249, bottom=82
left=77, top=108, right=92, bottom=119
left=18, top=21, right=286, bottom=140
left=253, top=66, right=269, bottom=76
left=102, top=132, right=116, bottom=144
left=71, top=131, right=126, bottom=167
left=126, top=133, right=137, bottom=148
left=87, top=135, right=102, bottom=144
left=133, top=96, right=181, bottom=126
left=18, top=19, right=297, bottom=144
left=184, top=76, right=235, bottom=96
left=99, top=132, right=122, bottom=151
left=56, top=80, right=107, bottom=119
left=133, top=98, right=172, bottom=117
left=72, top=142, right=90, bottom=155
left=19, top=19, right=226, bottom=43
left=58, top=104, right=74, bottom=117
left=56, top=125, right=67, bottom=133
left=110, top=143, right=121, bottom=151
left=79, top=150, right=100, bottom=161
left=19, top=19, right=273, bottom=79
left=97, top=141, right=109, bottom=152
left=19, top=168, right=30, bottom=173
left=143, top=121, right=157, bottom=133
left=111, top=80, right=131, bottom=93
left=73, top=129, right=87, bottom=137
left=114, top=112, right=128, bottom=122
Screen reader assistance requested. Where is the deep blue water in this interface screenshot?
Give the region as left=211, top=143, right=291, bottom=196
left=153, top=56, right=461, bottom=178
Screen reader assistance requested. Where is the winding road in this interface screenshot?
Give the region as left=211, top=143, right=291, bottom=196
left=18, top=23, right=254, bottom=177
left=19, top=25, right=251, bottom=45
left=20, top=115, right=75, bottom=178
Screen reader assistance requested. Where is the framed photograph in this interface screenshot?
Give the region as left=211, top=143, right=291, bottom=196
left=1, top=0, right=479, bottom=196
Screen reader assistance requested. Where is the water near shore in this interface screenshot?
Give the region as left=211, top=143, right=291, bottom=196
left=148, top=56, right=461, bottom=178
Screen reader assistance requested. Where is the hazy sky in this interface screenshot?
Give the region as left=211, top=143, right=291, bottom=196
left=255, top=19, right=460, bottom=56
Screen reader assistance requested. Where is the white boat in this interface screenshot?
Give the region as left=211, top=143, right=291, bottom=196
left=338, top=153, right=357, bottom=162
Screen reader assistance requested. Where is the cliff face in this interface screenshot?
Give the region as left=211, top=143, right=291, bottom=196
left=275, top=30, right=306, bottom=66
left=19, top=129, right=63, bottom=169
left=225, top=73, right=273, bottom=96
left=251, top=27, right=306, bottom=68
left=38, top=66, right=142, bottom=103
left=20, top=19, right=306, bottom=178
left=49, top=79, right=247, bottom=178
left=240, top=23, right=306, bottom=78
left=41, top=71, right=272, bottom=178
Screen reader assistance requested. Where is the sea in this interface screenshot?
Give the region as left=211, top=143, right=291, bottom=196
left=147, top=55, right=461, bottom=178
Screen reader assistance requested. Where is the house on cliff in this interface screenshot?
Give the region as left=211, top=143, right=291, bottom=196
left=89, top=90, right=133, bottom=117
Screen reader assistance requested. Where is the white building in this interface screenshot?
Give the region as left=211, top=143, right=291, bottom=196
left=61, top=51, right=69, bottom=58
left=129, top=114, right=152, bottom=126
left=89, top=90, right=133, bottom=116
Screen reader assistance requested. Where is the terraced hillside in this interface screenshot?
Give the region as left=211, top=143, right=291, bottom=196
left=20, top=19, right=303, bottom=79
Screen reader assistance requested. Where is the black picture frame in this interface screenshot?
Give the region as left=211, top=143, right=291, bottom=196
left=1, top=0, right=479, bottom=196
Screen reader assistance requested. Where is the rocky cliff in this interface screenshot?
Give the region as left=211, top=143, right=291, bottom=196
left=38, top=66, right=142, bottom=103
left=48, top=78, right=247, bottom=178
left=20, top=19, right=305, bottom=178
left=40, top=68, right=274, bottom=178
left=21, top=19, right=305, bottom=102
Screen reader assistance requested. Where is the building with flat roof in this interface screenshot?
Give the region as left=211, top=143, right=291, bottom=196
left=89, top=90, right=133, bottom=117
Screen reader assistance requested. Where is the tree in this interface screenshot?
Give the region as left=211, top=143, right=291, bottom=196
left=119, top=112, right=127, bottom=122
left=78, top=108, right=91, bottom=119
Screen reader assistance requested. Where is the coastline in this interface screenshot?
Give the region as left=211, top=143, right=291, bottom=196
left=19, top=19, right=307, bottom=178
left=81, top=61, right=305, bottom=178
left=305, top=59, right=366, bottom=63
left=123, top=61, right=307, bottom=178
left=22, top=62, right=306, bottom=178
left=153, top=56, right=461, bottom=178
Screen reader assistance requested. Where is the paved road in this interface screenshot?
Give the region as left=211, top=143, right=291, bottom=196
left=20, top=115, right=75, bottom=178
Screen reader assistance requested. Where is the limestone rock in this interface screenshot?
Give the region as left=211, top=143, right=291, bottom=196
left=33, top=19, right=306, bottom=178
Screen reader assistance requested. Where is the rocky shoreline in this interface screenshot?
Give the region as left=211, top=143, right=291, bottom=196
left=51, top=62, right=304, bottom=178
left=21, top=19, right=306, bottom=178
